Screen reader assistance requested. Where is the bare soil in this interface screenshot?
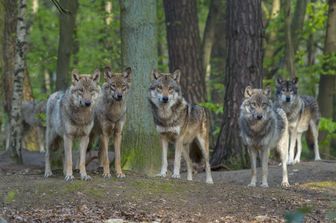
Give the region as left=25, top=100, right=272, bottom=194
left=0, top=150, right=335, bottom=222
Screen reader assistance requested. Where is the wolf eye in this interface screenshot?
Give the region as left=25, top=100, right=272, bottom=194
left=157, top=86, right=162, bottom=91
left=168, top=87, right=174, bottom=91
left=250, top=102, right=256, bottom=107
left=78, top=89, right=84, bottom=93
left=262, top=103, right=268, bottom=108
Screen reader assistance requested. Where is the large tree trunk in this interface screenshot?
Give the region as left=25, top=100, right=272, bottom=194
left=318, top=0, right=336, bottom=152
left=163, top=0, right=206, bottom=104
left=120, top=0, right=161, bottom=174
left=211, top=0, right=263, bottom=168
left=284, top=0, right=296, bottom=77
left=2, top=0, right=17, bottom=114
left=7, top=0, right=28, bottom=163
left=55, top=0, right=78, bottom=91
left=291, top=0, right=308, bottom=52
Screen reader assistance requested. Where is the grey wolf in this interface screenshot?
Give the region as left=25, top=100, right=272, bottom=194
left=275, top=77, right=321, bottom=164
left=44, top=69, right=100, bottom=181
left=88, top=66, right=132, bottom=178
left=239, top=86, right=289, bottom=187
left=21, top=100, right=47, bottom=152
left=148, top=69, right=213, bottom=184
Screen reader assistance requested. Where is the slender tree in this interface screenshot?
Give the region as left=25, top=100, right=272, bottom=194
left=119, top=0, right=161, bottom=174
left=284, top=0, right=296, bottom=78
left=7, top=0, right=28, bottom=163
left=163, top=0, right=206, bottom=104
left=55, top=0, right=78, bottom=90
left=211, top=0, right=263, bottom=168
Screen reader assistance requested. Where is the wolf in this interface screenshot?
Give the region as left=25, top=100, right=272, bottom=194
left=239, top=86, right=289, bottom=188
left=21, top=100, right=47, bottom=152
left=88, top=66, right=132, bottom=178
left=44, top=69, right=100, bottom=181
left=275, top=77, right=321, bottom=164
left=148, top=69, right=213, bottom=184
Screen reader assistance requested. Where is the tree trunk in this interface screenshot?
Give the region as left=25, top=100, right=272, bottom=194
left=163, top=0, right=206, bottom=104
left=55, top=0, right=78, bottom=91
left=318, top=0, right=336, bottom=152
left=211, top=0, right=263, bottom=168
left=120, top=0, right=161, bottom=174
left=7, top=0, right=28, bottom=163
left=291, top=0, right=308, bottom=52
left=202, top=0, right=225, bottom=81
left=2, top=0, right=17, bottom=114
left=284, top=0, right=296, bottom=78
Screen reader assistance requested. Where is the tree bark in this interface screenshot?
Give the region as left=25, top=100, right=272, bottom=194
left=163, top=0, right=206, bottom=104
left=211, top=0, right=263, bottom=168
left=120, top=0, right=161, bottom=174
left=284, top=0, right=296, bottom=78
left=55, top=0, right=78, bottom=91
left=318, top=0, right=336, bottom=151
left=7, top=0, right=28, bottom=163
left=291, top=0, right=308, bottom=52
left=2, top=0, right=17, bottom=114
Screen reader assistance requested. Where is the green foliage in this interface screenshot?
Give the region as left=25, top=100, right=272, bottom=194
left=199, top=102, right=223, bottom=115
left=4, top=190, right=16, bottom=204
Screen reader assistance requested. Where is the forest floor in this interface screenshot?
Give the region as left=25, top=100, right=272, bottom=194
left=0, top=150, right=335, bottom=222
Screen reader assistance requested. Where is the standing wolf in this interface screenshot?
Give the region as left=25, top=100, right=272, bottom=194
left=89, top=66, right=132, bottom=178
left=275, top=77, right=321, bottom=164
left=44, top=69, right=100, bottom=181
left=148, top=69, right=213, bottom=184
left=239, top=86, right=289, bottom=187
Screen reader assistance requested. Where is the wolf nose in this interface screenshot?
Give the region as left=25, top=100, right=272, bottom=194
left=116, top=94, right=123, bottom=100
left=85, top=101, right=91, bottom=107
left=286, top=96, right=290, bottom=102
left=257, top=115, right=263, bottom=120
left=162, top=96, right=169, bottom=103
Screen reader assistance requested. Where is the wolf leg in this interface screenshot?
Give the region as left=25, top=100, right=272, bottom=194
left=100, top=134, right=111, bottom=178
left=172, top=140, right=183, bottom=179
left=157, top=137, right=168, bottom=177
left=37, top=127, right=45, bottom=153
left=79, top=135, right=91, bottom=181
left=248, top=148, right=257, bottom=187
left=63, top=135, right=74, bottom=181
left=278, top=129, right=290, bottom=187
left=44, top=127, right=56, bottom=178
left=288, top=129, right=297, bottom=165
left=182, top=145, right=193, bottom=181
left=294, top=133, right=303, bottom=164
left=114, top=129, right=125, bottom=178
left=260, top=149, right=269, bottom=188
left=310, top=120, right=321, bottom=161
left=196, top=135, right=213, bottom=184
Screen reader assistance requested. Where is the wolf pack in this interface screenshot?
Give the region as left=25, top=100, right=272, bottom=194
left=22, top=67, right=322, bottom=188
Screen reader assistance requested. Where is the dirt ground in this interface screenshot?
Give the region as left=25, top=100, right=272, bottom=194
left=0, top=151, right=335, bottom=222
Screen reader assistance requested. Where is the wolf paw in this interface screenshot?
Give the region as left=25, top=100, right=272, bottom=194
left=171, top=174, right=181, bottom=179
left=64, top=175, right=75, bottom=181
left=260, top=183, right=269, bottom=188
left=314, top=157, right=321, bottom=161
left=287, top=160, right=294, bottom=165
left=102, top=173, right=111, bottom=179
left=293, top=159, right=300, bottom=164
left=247, top=183, right=256, bottom=187
left=81, top=174, right=92, bottom=181
left=206, top=178, right=214, bottom=184
left=156, top=172, right=167, bottom=177
left=281, top=181, right=290, bottom=188
left=44, top=171, right=53, bottom=178
left=116, top=172, right=126, bottom=178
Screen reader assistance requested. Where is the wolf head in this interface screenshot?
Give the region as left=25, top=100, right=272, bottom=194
left=70, top=69, right=100, bottom=108
left=102, top=66, right=132, bottom=101
left=240, top=86, right=273, bottom=122
left=148, top=69, right=182, bottom=107
left=276, top=77, right=298, bottom=103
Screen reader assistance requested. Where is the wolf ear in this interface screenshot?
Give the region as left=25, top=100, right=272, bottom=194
left=152, top=69, right=160, bottom=80
left=104, top=66, right=112, bottom=80
left=91, top=69, right=100, bottom=83
left=172, top=69, right=181, bottom=83
left=276, top=77, right=283, bottom=85
left=292, top=77, right=298, bottom=85
left=72, top=69, right=80, bottom=85
left=264, top=86, right=271, bottom=97
left=123, top=67, right=132, bottom=82
left=244, top=86, right=253, bottom=98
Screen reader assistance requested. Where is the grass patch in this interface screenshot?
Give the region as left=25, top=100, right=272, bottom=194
left=303, top=181, right=336, bottom=189
left=4, top=190, right=16, bottom=204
